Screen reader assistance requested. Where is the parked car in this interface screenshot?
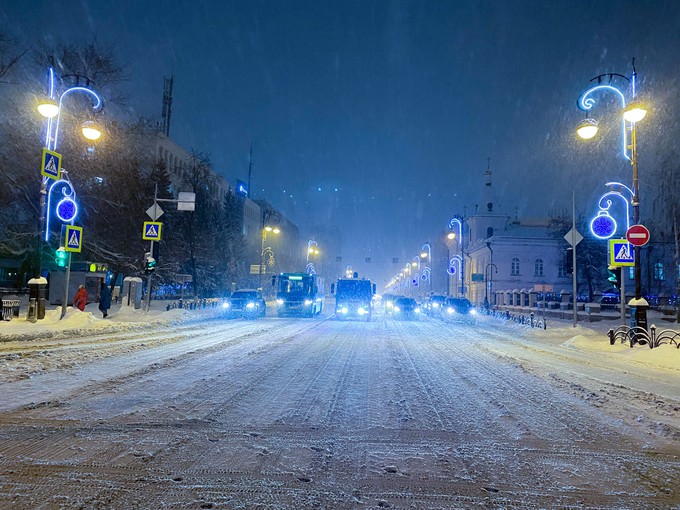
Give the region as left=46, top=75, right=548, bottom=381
left=391, top=296, right=421, bottom=320
left=223, top=289, right=266, bottom=319
left=443, top=297, right=476, bottom=322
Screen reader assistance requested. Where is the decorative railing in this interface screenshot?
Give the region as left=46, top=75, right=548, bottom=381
left=608, top=325, right=680, bottom=349
left=487, top=309, right=547, bottom=330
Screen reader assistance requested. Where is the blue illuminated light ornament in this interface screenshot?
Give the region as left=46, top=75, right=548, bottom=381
left=448, top=266, right=457, bottom=275
left=56, top=197, right=78, bottom=222
left=590, top=210, right=617, bottom=239
left=45, top=179, right=78, bottom=241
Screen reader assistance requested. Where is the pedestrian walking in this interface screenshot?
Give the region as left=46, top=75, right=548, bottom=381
left=98, top=282, right=111, bottom=318
left=73, top=285, right=88, bottom=312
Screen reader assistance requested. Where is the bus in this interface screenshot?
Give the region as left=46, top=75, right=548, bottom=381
left=272, top=272, right=325, bottom=317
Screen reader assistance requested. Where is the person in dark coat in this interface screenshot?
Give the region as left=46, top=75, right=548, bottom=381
left=98, top=282, right=111, bottom=318
left=73, top=285, right=88, bottom=311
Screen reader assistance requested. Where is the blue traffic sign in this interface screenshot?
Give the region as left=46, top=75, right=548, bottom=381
left=609, top=239, right=634, bottom=267
left=64, top=225, right=83, bottom=253
left=143, top=221, right=163, bottom=241
left=41, top=148, right=62, bottom=180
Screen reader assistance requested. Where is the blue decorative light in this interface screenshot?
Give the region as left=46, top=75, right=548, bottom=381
left=56, top=197, right=78, bottom=222
left=590, top=211, right=617, bottom=239
left=448, top=266, right=457, bottom=275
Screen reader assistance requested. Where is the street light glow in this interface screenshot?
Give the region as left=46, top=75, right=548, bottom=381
left=37, top=98, right=59, bottom=118
left=623, top=102, right=647, bottom=123
left=81, top=121, right=102, bottom=141
left=577, top=118, right=598, bottom=139
left=447, top=232, right=456, bottom=240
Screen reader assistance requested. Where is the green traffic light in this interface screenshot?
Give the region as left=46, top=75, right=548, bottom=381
left=55, top=247, right=67, bottom=267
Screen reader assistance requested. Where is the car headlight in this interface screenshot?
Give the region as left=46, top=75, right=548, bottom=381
left=246, top=302, right=256, bottom=309
left=276, top=299, right=284, bottom=305
left=432, top=303, right=439, bottom=308
left=470, top=309, right=477, bottom=315
left=222, top=302, right=230, bottom=309
left=447, top=307, right=455, bottom=314
left=304, top=299, right=313, bottom=305
left=341, top=307, right=348, bottom=314
left=393, top=306, right=400, bottom=312
left=415, top=307, right=421, bottom=313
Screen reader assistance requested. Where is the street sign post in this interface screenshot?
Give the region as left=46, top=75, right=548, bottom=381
left=626, top=224, right=650, bottom=247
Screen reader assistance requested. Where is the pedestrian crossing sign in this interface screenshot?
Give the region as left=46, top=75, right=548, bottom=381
left=41, top=148, right=62, bottom=180
left=64, top=225, right=83, bottom=253
left=143, top=221, right=163, bottom=241
left=609, top=239, right=635, bottom=267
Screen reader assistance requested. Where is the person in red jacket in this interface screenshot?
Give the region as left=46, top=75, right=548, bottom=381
left=73, top=285, right=88, bottom=311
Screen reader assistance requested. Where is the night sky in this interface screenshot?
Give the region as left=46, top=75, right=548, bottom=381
left=3, top=1, right=680, bottom=284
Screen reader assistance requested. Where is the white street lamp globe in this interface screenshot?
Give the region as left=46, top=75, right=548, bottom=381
left=81, top=121, right=102, bottom=141
left=623, top=101, right=647, bottom=123
left=577, top=118, right=598, bottom=139
left=37, top=98, right=59, bottom=118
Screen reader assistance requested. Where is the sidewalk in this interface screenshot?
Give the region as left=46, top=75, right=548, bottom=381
left=0, top=300, right=224, bottom=342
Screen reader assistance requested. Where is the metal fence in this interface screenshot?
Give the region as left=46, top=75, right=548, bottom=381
left=486, top=309, right=547, bottom=330
left=608, top=325, right=680, bottom=349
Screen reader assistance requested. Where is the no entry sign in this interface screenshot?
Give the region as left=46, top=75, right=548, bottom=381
left=626, top=224, right=650, bottom=247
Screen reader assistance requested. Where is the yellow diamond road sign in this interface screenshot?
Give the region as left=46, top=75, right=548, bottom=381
left=143, top=221, right=162, bottom=241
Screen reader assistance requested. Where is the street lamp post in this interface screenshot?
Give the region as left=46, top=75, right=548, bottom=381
left=577, top=60, right=648, bottom=330
left=421, top=242, right=432, bottom=295
left=306, top=240, right=319, bottom=274
left=258, top=210, right=280, bottom=290
left=37, top=67, right=102, bottom=319
left=484, top=263, right=498, bottom=311
left=448, top=216, right=465, bottom=296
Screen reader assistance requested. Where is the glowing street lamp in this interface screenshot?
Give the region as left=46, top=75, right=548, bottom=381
left=576, top=59, right=649, bottom=330
left=259, top=210, right=280, bottom=290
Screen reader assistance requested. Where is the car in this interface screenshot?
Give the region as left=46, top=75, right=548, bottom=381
left=443, top=297, right=476, bottom=322
left=424, top=294, right=447, bottom=316
left=382, top=293, right=403, bottom=314
left=391, top=296, right=421, bottom=320
left=223, top=289, right=266, bottom=319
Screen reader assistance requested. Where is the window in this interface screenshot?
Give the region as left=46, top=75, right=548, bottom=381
left=511, top=257, right=520, bottom=276
left=654, top=261, right=664, bottom=281
left=534, top=258, right=544, bottom=277
left=558, top=257, right=566, bottom=277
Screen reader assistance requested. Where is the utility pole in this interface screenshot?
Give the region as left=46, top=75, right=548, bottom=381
left=572, top=191, right=578, bottom=327
left=145, top=183, right=158, bottom=312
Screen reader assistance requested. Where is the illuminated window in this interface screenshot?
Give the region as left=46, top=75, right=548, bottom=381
left=511, top=257, right=520, bottom=276
left=535, top=258, right=544, bottom=277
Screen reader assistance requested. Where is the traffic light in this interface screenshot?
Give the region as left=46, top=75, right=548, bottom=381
left=565, top=247, right=573, bottom=275
left=607, top=266, right=622, bottom=290
left=55, top=247, right=67, bottom=268
left=144, top=252, right=157, bottom=274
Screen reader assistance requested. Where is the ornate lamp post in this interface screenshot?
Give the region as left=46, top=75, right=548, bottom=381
left=259, top=210, right=280, bottom=290
left=448, top=216, right=465, bottom=296
left=37, top=67, right=103, bottom=319
left=306, top=240, right=319, bottom=274
left=577, top=60, right=648, bottom=330
left=420, top=242, right=432, bottom=294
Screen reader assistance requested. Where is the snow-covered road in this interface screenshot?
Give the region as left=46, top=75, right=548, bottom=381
left=1, top=311, right=679, bottom=509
